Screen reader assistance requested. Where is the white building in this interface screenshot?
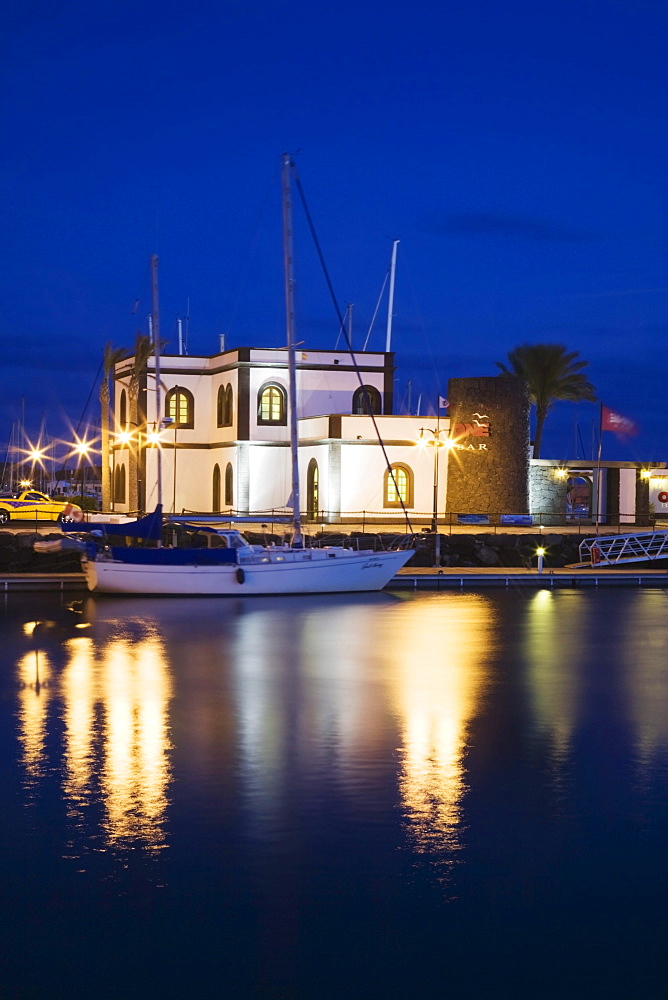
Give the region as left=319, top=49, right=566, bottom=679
left=110, top=347, right=447, bottom=525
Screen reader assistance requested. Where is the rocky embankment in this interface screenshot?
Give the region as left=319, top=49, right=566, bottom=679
left=0, top=528, right=590, bottom=574
left=306, top=530, right=590, bottom=569
left=406, top=531, right=588, bottom=568
left=0, top=532, right=83, bottom=573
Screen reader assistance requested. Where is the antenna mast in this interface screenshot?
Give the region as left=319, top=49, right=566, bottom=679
left=281, top=153, right=303, bottom=546
left=151, top=254, right=163, bottom=523
left=385, top=239, right=399, bottom=352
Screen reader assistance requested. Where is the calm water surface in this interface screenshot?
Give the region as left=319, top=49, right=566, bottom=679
left=2, top=588, right=668, bottom=998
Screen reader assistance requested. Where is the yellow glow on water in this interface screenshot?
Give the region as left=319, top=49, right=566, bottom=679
left=23, top=622, right=38, bottom=636
left=384, top=595, right=492, bottom=855
left=62, top=637, right=96, bottom=807
left=17, top=651, right=52, bottom=781
left=100, top=635, right=172, bottom=847
left=525, top=590, right=583, bottom=760
left=16, top=620, right=173, bottom=855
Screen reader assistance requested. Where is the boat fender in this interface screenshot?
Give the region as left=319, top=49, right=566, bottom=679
left=236, top=568, right=245, bottom=584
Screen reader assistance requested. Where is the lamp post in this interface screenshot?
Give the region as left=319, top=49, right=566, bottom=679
left=419, top=426, right=450, bottom=566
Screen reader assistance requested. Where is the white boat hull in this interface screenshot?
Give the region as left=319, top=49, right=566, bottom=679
left=83, top=547, right=412, bottom=596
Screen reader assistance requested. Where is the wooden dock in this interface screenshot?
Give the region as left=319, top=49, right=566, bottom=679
left=1, top=566, right=668, bottom=593
left=391, top=566, right=668, bottom=589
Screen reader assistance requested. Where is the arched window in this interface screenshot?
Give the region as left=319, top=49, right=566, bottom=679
left=114, top=464, right=126, bottom=504
left=352, top=385, right=382, bottom=415
left=257, top=382, right=287, bottom=425
left=384, top=464, right=413, bottom=508
left=212, top=464, right=221, bottom=513
left=307, top=459, right=319, bottom=520
left=119, top=389, right=127, bottom=430
left=225, top=462, right=234, bottom=506
left=224, top=384, right=233, bottom=426
left=216, top=385, right=233, bottom=427
left=165, top=386, right=194, bottom=428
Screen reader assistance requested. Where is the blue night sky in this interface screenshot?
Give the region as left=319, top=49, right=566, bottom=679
left=1, top=0, right=667, bottom=462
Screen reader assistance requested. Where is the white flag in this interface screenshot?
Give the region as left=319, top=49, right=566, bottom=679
left=438, top=396, right=449, bottom=410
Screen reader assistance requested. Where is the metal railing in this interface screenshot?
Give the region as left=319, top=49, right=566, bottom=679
left=579, top=531, right=668, bottom=566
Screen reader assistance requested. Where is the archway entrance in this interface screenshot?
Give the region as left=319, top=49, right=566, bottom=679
left=567, top=475, right=592, bottom=518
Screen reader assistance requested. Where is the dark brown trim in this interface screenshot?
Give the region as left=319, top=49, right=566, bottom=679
left=328, top=415, right=342, bottom=438
left=383, top=352, right=395, bottom=414
left=237, top=367, right=250, bottom=439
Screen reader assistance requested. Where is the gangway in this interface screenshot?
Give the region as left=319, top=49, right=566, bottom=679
left=579, top=530, right=668, bottom=566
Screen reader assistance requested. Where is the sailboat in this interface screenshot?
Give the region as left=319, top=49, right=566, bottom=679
left=68, top=156, right=414, bottom=596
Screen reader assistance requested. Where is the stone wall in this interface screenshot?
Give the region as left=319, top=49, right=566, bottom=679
left=529, top=465, right=569, bottom=525
left=445, top=375, right=530, bottom=516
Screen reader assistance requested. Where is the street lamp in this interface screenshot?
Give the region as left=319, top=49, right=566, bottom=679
left=73, top=440, right=91, bottom=503
left=419, top=426, right=450, bottom=566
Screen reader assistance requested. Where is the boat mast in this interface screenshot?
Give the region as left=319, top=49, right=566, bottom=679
left=281, top=153, right=303, bottom=546
left=151, top=254, right=163, bottom=525
left=385, top=239, right=399, bottom=352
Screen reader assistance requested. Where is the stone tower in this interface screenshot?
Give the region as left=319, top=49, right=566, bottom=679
left=445, top=375, right=530, bottom=516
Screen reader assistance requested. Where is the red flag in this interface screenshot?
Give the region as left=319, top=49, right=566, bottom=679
left=601, top=406, right=638, bottom=437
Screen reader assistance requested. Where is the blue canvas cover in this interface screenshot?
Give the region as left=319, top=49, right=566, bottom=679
left=63, top=505, right=164, bottom=540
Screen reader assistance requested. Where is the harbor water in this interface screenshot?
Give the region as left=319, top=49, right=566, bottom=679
left=2, top=588, right=668, bottom=998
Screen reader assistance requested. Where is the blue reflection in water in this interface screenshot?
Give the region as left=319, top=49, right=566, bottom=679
left=2, top=589, right=668, bottom=998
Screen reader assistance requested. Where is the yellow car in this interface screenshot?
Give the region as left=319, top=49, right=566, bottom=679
left=0, top=490, right=83, bottom=525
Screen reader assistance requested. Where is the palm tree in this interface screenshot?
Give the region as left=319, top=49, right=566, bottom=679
left=127, top=333, right=153, bottom=512
left=99, top=342, right=128, bottom=510
left=497, top=343, right=596, bottom=458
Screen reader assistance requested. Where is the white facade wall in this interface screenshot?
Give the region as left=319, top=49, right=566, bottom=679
left=110, top=348, right=436, bottom=521
left=248, top=444, right=291, bottom=513
left=619, top=469, right=637, bottom=523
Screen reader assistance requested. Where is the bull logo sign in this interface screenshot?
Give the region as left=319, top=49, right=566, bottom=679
left=451, top=412, right=490, bottom=452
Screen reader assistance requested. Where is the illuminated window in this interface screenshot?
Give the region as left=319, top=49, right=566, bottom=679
left=307, top=459, right=319, bottom=519
left=119, top=389, right=127, bottom=430
left=384, top=464, right=413, bottom=508
left=165, top=387, right=194, bottom=428
left=225, top=462, right=234, bottom=506
left=258, top=383, right=287, bottom=425
left=352, top=385, right=381, bottom=415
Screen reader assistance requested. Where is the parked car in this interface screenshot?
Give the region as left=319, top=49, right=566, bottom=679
left=0, top=490, right=83, bottom=524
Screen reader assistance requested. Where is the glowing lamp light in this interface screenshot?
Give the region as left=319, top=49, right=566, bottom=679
left=116, top=431, right=133, bottom=445
left=641, top=469, right=652, bottom=479
left=536, top=546, right=546, bottom=575
left=19, top=479, right=32, bottom=488
left=146, top=430, right=162, bottom=445
left=555, top=468, right=568, bottom=478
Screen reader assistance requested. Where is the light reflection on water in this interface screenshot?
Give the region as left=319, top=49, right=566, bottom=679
left=6, top=589, right=668, bottom=997
left=16, top=614, right=172, bottom=859
left=384, top=594, right=493, bottom=858
left=13, top=590, right=668, bottom=863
